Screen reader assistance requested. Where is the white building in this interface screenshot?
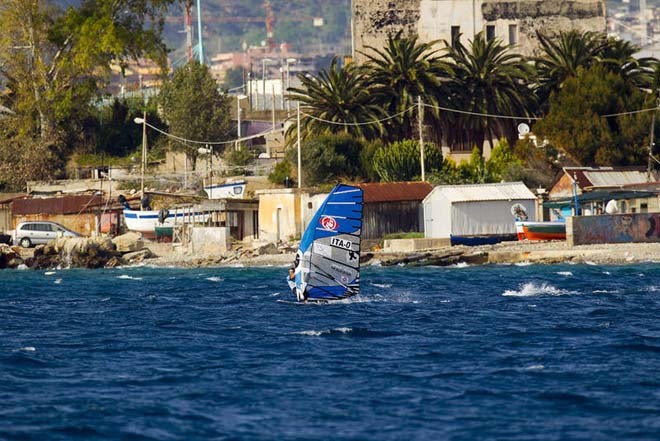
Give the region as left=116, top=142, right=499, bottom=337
left=423, top=182, right=537, bottom=238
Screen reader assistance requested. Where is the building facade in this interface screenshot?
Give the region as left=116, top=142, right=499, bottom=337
left=352, top=0, right=607, bottom=62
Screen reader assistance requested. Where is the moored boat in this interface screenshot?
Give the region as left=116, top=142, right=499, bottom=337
left=516, top=220, right=566, bottom=241
left=203, top=180, right=247, bottom=199
left=123, top=207, right=209, bottom=239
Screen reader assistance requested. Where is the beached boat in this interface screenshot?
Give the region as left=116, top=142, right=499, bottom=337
left=123, top=207, right=209, bottom=239
left=290, top=184, right=363, bottom=302
left=203, top=180, right=247, bottom=199
left=515, top=220, right=566, bottom=241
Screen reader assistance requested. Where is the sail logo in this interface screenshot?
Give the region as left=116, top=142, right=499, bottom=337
left=331, top=237, right=352, bottom=250
left=320, top=216, right=338, bottom=231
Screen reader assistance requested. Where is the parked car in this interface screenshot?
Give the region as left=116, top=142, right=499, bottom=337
left=11, top=221, right=81, bottom=248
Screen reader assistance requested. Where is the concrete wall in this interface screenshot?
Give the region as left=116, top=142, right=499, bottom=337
left=568, top=212, right=660, bottom=245
left=190, top=226, right=230, bottom=254
left=257, top=189, right=300, bottom=243
left=353, top=0, right=606, bottom=63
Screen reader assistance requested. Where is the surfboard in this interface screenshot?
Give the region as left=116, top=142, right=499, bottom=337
left=292, top=184, right=363, bottom=302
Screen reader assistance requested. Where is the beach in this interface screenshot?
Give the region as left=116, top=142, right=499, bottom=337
left=141, top=240, right=660, bottom=268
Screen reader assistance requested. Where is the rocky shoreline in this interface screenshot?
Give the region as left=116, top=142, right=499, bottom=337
left=3, top=236, right=660, bottom=270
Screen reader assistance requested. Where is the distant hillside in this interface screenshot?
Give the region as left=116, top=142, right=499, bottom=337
left=164, top=0, right=352, bottom=58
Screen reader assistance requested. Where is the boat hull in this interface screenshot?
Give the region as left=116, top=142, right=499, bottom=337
left=123, top=208, right=209, bottom=239
left=203, top=181, right=246, bottom=199
left=517, top=221, right=566, bottom=241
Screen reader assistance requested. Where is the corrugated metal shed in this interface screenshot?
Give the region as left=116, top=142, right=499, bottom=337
left=557, top=167, right=657, bottom=190
left=426, top=182, right=537, bottom=203
left=357, top=182, right=433, bottom=203
left=13, top=195, right=105, bottom=215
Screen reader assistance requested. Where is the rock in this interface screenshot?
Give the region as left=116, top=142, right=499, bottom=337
left=0, top=243, right=23, bottom=269
left=255, top=242, right=279, bottom=255
left=123, top=248, right=154, bottom=263
left=26, top=237, right=121, bottom=269
left=112, top=232, right=145, bottom=253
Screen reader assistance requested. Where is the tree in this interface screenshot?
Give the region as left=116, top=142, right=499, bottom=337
left=534, top=30, right=605, bottom=105
left=362, top=32, right=452, bottom=142
left=373, top=140, right=443, bottom=182
left=285, top=133, right=363, bottom=186
left=0, top=0, right=175, bottom=144
left=0, top=0, right=175, bottom=189
left=287, top=58, right=385, bottom=141
left=445, top=32, right=535, bottom=154
left=159, top=61, right=233, bottom=168
left=534, top=64, right=651, bottom=166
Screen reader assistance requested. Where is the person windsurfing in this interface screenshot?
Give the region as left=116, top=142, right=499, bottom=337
left=287, top=266, right=296, bottom=295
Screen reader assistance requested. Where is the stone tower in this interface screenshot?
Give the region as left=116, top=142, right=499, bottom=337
left=352, top=0, right=607, bottom=62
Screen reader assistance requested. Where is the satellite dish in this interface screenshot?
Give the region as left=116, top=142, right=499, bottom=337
left=511, top=203, right=528, bottom=220
left=517, top=123, right=530, bottom=135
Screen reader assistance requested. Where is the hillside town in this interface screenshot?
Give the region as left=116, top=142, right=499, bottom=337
left=3, top=0, right=660, bottom=269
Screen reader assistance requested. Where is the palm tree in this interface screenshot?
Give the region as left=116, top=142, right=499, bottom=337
left=445, top=32, right=535, bottom=154
left=286, top=58, right=385, bottom=141
left=596, top=37, right=655, bottom=90
left=361, top=31, right=453, bottom=142
left=534, top=30, right=605, bottom=104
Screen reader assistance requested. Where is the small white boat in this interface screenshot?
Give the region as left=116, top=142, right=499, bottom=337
left=123, top=207, right=209, bottom=239
left=203, top=181, right=246, bottom=199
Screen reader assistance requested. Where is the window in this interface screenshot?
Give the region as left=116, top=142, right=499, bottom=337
left=486, top=25, right=495, bottom=41
left=451, top=26, right=460, bottom=48
left=641, top=203, right=648, bottom=213
left=508, top=24, right=518, bottom=45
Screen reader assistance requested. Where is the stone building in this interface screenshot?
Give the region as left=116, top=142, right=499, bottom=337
left=352, top=0, right=607, bottom=62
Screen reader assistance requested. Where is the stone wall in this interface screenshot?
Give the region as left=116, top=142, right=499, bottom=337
left=568, top=212, right=660, bottom=246
left=353, top=0, right=606, bottom=62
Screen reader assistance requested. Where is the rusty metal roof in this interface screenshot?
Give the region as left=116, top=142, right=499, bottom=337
left=562, top=167, right=656, bottom=190
left=356, top=182, right=433, bottom=203
left=12, top=195, right=108, bottom=215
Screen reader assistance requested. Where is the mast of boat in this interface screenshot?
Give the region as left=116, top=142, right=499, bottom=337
left=137, top=111, right=147, bottom=210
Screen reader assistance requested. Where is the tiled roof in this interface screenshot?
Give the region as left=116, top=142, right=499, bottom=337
left=356, top=181, right=433, bottom=203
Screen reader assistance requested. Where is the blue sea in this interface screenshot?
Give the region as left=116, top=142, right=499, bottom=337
left=2, top=262, right=660, bottom=440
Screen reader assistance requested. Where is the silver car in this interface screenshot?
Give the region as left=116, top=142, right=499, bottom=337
left=11, top=221, right=81, bottom=248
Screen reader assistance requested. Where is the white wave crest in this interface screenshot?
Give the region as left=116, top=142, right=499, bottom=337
left=18, top=346, right=36, bottom=352
left=117, top=275, right=143, bottom=280
left=295, top=327, right=353, bottom=337
left=206, top=276, right=224, bottom=283
left=54, top=278, right=62, bottom=284
left=44, top=271, right=56, bottom=276
left=515, top=262, right=532, bottom=266
left=503, top=282, right=575, bottom=297
left=524, top=364, right=544, bottom=370
left=370, top=282, right=392, bottom=288
left=556, top=271, right=573, bottom=276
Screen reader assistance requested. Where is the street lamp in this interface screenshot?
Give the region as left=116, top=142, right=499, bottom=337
left=262, top=58, right=273, bottom=111
left=134, top=112, right=147, bottom=209
left=197, top=145, right=213, bottom=189
left=285, top=58, right=297, bottom=112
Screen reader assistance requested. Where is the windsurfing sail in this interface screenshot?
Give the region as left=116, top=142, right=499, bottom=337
left=293, top=184, right=363, bottom=302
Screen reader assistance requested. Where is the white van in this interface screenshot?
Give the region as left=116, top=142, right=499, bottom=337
left=11, top=221, right=81, bottom=248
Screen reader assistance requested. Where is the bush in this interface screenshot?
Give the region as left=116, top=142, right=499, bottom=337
left=224, top=148, right=253, bottom=167
left=268, top=159, right=295, bottom=186
left=373, top=140, right=443, bottom=182
left=286, top=133, right=362, bottom=186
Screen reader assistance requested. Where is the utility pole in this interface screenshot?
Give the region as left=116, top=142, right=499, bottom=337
left=418, top=96, right=425, bottom=182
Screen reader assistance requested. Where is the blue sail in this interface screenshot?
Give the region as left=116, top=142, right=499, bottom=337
left=293, top=184, right=363, bottom=302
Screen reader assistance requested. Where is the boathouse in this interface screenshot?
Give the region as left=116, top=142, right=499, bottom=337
left=423, top=182, right=537, bottom=239
left=356, top=182, right=433, bottom=240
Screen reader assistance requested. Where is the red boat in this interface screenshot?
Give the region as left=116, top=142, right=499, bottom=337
left=515, top=221, right=566, bottom=241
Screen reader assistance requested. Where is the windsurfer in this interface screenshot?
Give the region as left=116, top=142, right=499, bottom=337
left=287, top=266, right=296, bottom=295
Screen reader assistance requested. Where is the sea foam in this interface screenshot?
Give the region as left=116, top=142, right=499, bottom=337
left=503, top=282, right=575, bottom=297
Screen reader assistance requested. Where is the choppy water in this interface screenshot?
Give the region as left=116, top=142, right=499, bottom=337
left=2, top=262, right=660, bottom=440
